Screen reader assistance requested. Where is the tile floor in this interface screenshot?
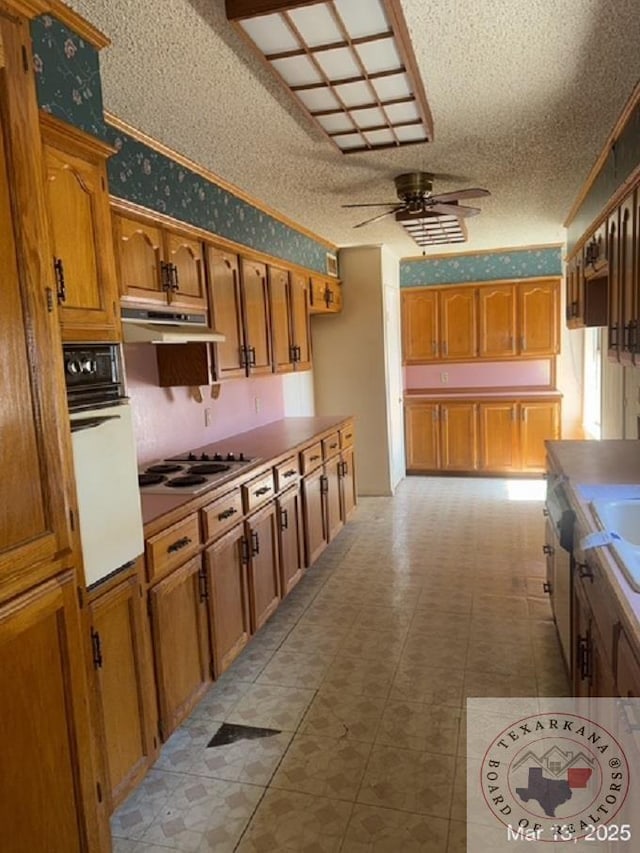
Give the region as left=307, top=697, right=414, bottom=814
left=112, top=476, right=569, bottom=852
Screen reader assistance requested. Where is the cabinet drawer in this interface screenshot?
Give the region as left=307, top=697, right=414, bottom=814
left=322, top=432, right=341, bottom=460
left=201, top=488, right=243, bottom=544
left=301, top=442, right=323, bottom=474
left=146, top=514, right=201, bottom=583
left=274, top=456, right=300, bottom=492
left=242, top=469, right=276, bottom=513
left=340, top=423, right=355, bottom=450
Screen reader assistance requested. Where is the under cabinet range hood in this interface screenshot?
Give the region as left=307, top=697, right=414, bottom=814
left=121, top=306, right=226, bottom=344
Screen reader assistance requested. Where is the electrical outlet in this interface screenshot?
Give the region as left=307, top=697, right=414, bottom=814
left=204, top=408, right=212, bottom=427
left=440, top=372, right=449, bottom=384
left=254, top=396, right=260, bottom=413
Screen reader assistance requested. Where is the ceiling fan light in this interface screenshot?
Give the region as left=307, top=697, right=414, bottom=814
left=395, top=124, right=428, bottom=142
left=351, top=106, right=385, bottom=128
left=356, top=38, right=402, bottom=75
left=314, top=47, right=361, bottom=82
left=333, top=132, right=366, bottom=150
left=333, top=0, right=389, bottom=39
left=317, top=112, right=355, bottom=134
left=270, top=54, right=322, bottom=87
left=240, top=14, right=297, bottom=54
left=297, top=87, right=340, bottom=111
left=287, top=4, right=342, bottom=46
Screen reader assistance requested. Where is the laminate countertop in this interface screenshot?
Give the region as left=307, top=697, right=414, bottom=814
left=140, top=415, right=352, bottom=529
left=546, top=439, right=640, bottom=639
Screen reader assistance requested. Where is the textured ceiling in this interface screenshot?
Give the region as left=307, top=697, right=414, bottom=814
left=68, top=0, right=640, bottom=257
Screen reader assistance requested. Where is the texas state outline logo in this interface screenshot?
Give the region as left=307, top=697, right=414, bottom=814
left=480, top=711, right=631, bottom=844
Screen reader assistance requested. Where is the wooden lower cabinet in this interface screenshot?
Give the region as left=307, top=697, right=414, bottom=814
left=405, top=398, right=560, bottom=474
left=148, top=555, right=211, bottom=739
left=616, top=629, right=640, bottom=697
left=91, top=575, right=158, bottom=811
left=204, top=524, right=251, bottom=677
left=0, top=571, right=105, bottom=853
left=277, top=486, right=305, bottom=596
left=339, top=447, right=357, bottom=522
left=246, top=504, right=281, bottom=631
left=324, top=456, right=344, bottom=542
left=302, top=466, right=327, bottom=565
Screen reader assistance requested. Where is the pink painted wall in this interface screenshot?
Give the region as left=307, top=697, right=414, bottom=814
left=404, top=360, right=552, bottom=389
left=124, top=344, right=285, bottom=464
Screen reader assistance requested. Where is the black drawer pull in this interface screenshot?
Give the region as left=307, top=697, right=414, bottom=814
left=542, top=544, right=554, bottom=556
left=328, top=442, right=338, bottom=449
left=217, top=507, right=238, bottom=521
left=254, top=486, right=271, bottom=497
left=309, top=454, right=321, bottom=462
left=542, top=581, right=552, bottom=594
left=576, top=562, right=594, bottom=581
left=167, top=536, right=191, bottom=554
left=251, top=530, right=260, bottom=555
left=282, top=469, right=297, bottom=478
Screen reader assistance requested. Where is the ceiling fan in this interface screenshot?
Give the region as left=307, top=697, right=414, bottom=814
left=343, top=172, right=490, bottom=228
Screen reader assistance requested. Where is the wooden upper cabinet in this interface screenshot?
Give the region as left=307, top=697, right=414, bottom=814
left=402, top=289, right=438, bottom=363
left=310, top=275, right=341, bottom=313
left=618, top=191, right=636, bottom=365
left=606, top=210, right=621, bottom=360
left=290, top=271, right=312, bottom=370
left=584, top=219, right=608, bottom=276
left=41, top=116, right=119, bottom=341
left=518, top=280, right=559, bottom=355
left=478, top=284, right=516, bottom=357
left=268, top=265, right=294, bottom=373
left=241, top=258, right=272, bottom=375
left=113, top=215, right=164, bottom=300
left=163, top=230, right=207, bottom=310
left=440, top=287, right=477, bottom=359
left=207, top=247, right=245, bottom=379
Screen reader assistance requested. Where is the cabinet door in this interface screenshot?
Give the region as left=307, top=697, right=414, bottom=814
left=309, top=276, right=341, bottom=313
left=440, top=402, right=478, bottom=470
left=114, top=214, right=165, bottom=303
left=478, top=402, right=519, bottom=471
left=0, top=89, right=72, bottom=594
left=572, top=581, right=591, bottom=698
left=439, top=287, right=477, bottom=359
left=518, top=280, right=559, bottom=355
left=268, top=265, right=294, bottom=373
left=246, top=504, right=280, bottom=631
left=43, top=129, right=118, bottom=341
left=404, top=402, right=439, bottom=470
left=164, top=230, right=207, bottom=311
left=0, top=571, right=104, bottom=853
left=618, top=192, right=636, bottom=365
left=607, top=210, right=621, bottom=360
left=520, top=401, right=560, bottom=472
left=339, top=447, right=357, bottom=523
left=290, top=271, right=312, bottom=370
left=204, top=524, right=251, bottom=676
left=241, top=258, right=272, bottom=375
left=148, top=556, right=210, bottom=740
left=402, top=289, right=438, bottom=362
left=616, top=630, right=640, bottom=697
left=206, top=247, right=246, bottom=379
left=634, top=190, right=640, bottom=367
left=302, top=467, right=327, bottom=565
left=478, top=284, right=516, bottom=357
left=324, top=456, right=343, bottom=543
left=91, top=576, right=158, bottom=810
left=277, top=487, right=305, bottom=596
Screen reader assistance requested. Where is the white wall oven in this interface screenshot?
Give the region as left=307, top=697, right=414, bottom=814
left=64, top=344, right=144, bottom=588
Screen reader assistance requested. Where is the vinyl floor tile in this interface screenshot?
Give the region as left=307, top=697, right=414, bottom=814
left=226, top=683, right=316, bottom=732
left=341, top=804, right=450, bottom=852
left=299, top=687, right=386, bottom=743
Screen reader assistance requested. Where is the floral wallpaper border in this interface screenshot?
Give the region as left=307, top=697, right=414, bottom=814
left=400, top=247, right=562, bottom=287
left=30, top=14, right=333, bottom=274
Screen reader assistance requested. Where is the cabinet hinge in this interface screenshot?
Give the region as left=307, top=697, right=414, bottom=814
left=21, top=45, right=29, bottom=72
left=45, top=287, right=54, bottom=313
left=96, top=781, right=103, bottom=803
left=69, top=507, right=75, bottom=531
left=101, top=175, right=106, bottom=192
left=77, top=586, right=84, bottom=609
left=90, top=627, right=103, bottom=669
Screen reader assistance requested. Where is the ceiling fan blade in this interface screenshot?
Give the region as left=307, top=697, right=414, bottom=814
left=353, top=207, right=405, bottom=228
left=430, top=188, right=491, bottom=204
left=342, top=202, right=400, bottom=208
left=428, top=202, right=481, bottom=218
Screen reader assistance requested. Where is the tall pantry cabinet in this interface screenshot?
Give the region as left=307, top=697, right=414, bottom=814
left=0, top=7, right=109, bottom=853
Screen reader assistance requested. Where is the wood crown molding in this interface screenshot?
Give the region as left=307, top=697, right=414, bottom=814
left=105, top=110, right=338, bottom=252
left=47, top=0, right=110, bottom=48
left=40, top=109, right=116, bottom=159
left=402, top=242, right=564, bottom=262
left=0, top=0, right=50, bottom=19
left=401, top=275, right=561, bottom=292
left=564, top=80, right=640, bottom=229
left=110, top=196, right=334, bottom=281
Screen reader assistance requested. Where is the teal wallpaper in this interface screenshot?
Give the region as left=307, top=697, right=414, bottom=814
left=29, top=15, right=332, bottom=274
left=31, top=15, right=106, bottom=138
left=400, top=247, right=562, bottom=287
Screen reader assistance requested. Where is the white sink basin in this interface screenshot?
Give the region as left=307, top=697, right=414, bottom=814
left=591, top=499, right=640, bottom=591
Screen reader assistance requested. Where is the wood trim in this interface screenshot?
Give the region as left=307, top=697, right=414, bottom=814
left=110, top=195, right=338, bottom=282
left=48, top=0, right=110, bottom=48
left=564, top=80, right=640, bottom=228
left=40, top=109, right=116, bottom=159
left=0, top=0, right=50, bottom=18
left=405, top=388, right=561, bottom=399
left=225, top=0, right=319, bottom=19
left=401, top=275, right=561, bottom=292
left=105, top=111, right=338, bottom=251
left=402, top=242, right=564, bottom=262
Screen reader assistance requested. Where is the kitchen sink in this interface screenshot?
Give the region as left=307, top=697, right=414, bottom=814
left=590, top=499, right=640, bottom=591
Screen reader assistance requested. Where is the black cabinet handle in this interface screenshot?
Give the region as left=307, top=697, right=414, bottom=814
left=170, top=263, right=179, bottom=291
left=280, top=508, right=289, bottom=530
left=254, top=485, right=271, bottom=497
left=160, top=261, right=172, bottom=292
left=240, top=537, right=249, bottom=564
left=578, top=635, right=591, bottom=681
left=248, top=346, right=256, bottom=366
left=294, top=345, right=301, bottom=361
left=542, top=507, right=549, bottom=517
left=542, top=581, right=552, bottom=594
left=251, top=530, right=260, bottom=555
left=54, top=256, right=66, bottom=303
left=90, top=628, right=103, bottom=669
left=542, top=544, right=554, bottom=556
left=328, top=442, right=338, bottom=450
left=320, top=474, right=328, bottom=495
left=217, top=507, right=238, bottom=521
left=167, top=536, right=191, bottom=554
left=309, top=454, right=321, bottom=462
left=198, top=567, right=208, bottom=602
left=609, top=323, right=619, bottom=348
left=240, top=345, right=248, bottom=368
left=576, top=561, right=594, bottom=581
left=282, top=469, right=297, bottom=479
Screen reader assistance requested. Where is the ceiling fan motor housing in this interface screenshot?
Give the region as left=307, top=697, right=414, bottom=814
left=394, top=172, right=434, bottom=202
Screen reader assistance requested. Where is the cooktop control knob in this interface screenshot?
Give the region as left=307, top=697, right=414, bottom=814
left=188, top=452, right=196, bottom=461
left=201, top=452, right=209, bottom=461
left=227, top=452, right=235, bottom=461
left=213, top=453, right=223, bottom=461
left=239, top=452, right=245, bottom=461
